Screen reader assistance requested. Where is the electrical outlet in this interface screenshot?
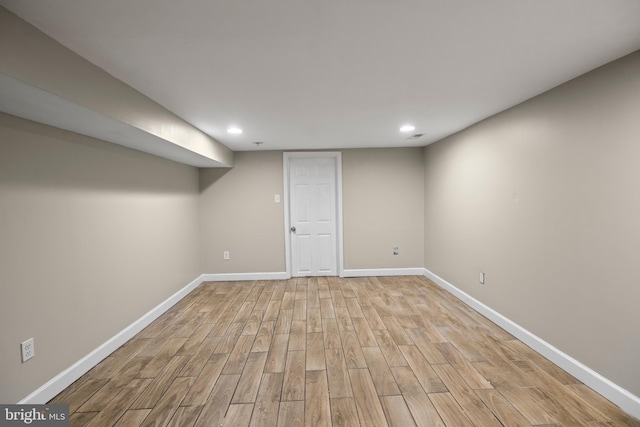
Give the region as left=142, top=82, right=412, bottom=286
left=393, top=247, right=399, bottom=255
left=223, top=251, right=230, bottom=260
left=479, top=272, right=485, bottom=285
left=21, top=338, right=34, bottom=363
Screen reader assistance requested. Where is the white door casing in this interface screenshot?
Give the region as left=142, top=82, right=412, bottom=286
left=284, top=152, right=343, bottom=277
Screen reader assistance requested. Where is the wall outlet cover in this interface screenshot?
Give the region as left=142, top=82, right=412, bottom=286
left=21, top=338, right=35, bottom=363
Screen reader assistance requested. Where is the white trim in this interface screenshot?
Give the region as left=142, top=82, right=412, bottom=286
left=20, top=267, right=640, bottom=420
left=343, top=268, right=425, bottom=277
left=18, top=274, right=205, bottom=404
left=18, top=271, right=285, bottom=404
left=423, top=268, right=640, bottom=420
left=336, top=154, right=345, bottom=278
left=283, top=154, right=292, bottom=278
left=201, top=272, right=289, bottom=282
left=283, top=152, right=345, bottom=278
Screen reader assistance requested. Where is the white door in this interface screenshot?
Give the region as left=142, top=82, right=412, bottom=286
left=288, top=156, right=338, bottom=276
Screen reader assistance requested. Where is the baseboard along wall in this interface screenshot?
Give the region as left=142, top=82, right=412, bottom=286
left=422, top=268, right=640, bottom=420
left=18, top=275, right=205, bottom=404
left=20, top=269, right=640, bottom=420
left=342, top=267, right=425, bottom=277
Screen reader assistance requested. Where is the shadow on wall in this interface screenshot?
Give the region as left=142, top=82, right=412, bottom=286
left=0, top=114, right=199, bottom=194
left=199, top=167, right=232, bottom=192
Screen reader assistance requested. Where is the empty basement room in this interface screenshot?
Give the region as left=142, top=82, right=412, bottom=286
left=1, top=1, right=640, bottom=426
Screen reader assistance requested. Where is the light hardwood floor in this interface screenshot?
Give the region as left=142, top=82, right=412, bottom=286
left=50, top=276, right=640, bottom=426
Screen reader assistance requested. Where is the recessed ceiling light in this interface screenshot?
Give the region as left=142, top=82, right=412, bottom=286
left=400, top=124, right=415, bottom=133
left=227, top=127, right=243, bottom=134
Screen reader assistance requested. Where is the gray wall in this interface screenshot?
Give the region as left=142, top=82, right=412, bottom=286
left=423, top=51, right=640, bottom=396
left=3, top=37, right=639, bottom=406
left=199, top=148, right=425, bottom=273
left=199, top=151, right=286, bottom=273
left=343, top=148, right=424, bottom=269
left=0, top=113, right=201, bottom=403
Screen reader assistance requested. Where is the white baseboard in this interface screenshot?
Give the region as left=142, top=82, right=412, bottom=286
left=18, top=274, right=205, bottom=404
left=19, top=267, right=640, bottom=420
left=423, top=268, right=640, bottom=420
left=342, top=268, right=425, bottom=277
left=201, top=272, right=289, bottom=282
left=18, top=271, right=288, bottom=404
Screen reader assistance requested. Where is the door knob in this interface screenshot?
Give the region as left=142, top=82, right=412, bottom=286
left=290, top=226, right=296, bottom=233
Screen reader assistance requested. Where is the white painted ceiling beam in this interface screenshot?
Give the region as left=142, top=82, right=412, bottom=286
left=0, top=7, right=233, bottom=168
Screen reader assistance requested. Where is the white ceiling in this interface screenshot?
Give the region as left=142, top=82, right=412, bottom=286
left=1, top=0, right=639, bottom=152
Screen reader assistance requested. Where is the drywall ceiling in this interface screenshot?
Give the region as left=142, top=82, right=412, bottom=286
left=1, top=0, right=639, bottom=152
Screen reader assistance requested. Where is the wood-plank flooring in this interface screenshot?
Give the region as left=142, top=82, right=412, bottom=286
left=50, top=276, right=640, bottom=426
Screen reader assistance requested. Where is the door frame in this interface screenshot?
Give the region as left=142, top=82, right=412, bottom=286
left=283, top=152, right=344, bottom=278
